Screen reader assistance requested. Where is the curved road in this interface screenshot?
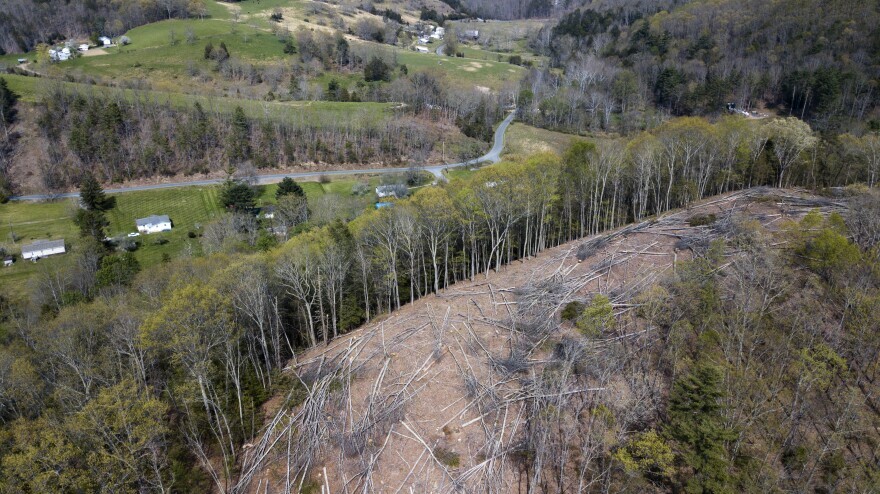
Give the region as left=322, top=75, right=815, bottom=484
left=11, top=112, right=515, bottom=201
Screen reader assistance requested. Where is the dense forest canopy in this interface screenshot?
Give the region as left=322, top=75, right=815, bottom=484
left=523, top=0, right=880, bottom=132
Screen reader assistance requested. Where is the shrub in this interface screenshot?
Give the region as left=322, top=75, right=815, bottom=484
left=561, top=301, right=585, bottom=322
left=433, top=447, right=460, bottom=468
left=687, top=213, right=717, bottom=226
left=575, top=294, right=615, bottom=337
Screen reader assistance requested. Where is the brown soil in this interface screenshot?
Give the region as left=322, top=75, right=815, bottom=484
left=241, top=188, right=841, bottom=492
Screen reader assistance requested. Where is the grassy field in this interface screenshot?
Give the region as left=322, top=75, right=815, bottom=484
left=0, top=74, right=394, bottom=127
left=394, top=50, right=525, bottom=90
left=0, top=175, right=391, bottom=297
left=502, top=122, right=589, bottom=158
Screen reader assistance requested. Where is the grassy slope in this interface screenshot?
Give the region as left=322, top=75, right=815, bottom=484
left=0, top=74, right=393, bottom=126
left=502, top=122, right=588, bottom=158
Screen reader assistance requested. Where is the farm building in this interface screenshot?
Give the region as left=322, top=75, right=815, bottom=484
left=78, top=44, right=89, bottom=52
left=136, top=215, right=172, bottom=234
left=99, top=36, right=112, bottom=46
left=416, top=46, right=430, bottom=53
left=3, top=257, right=13, bottom=267
left=21, top=239, right=66, bottom=260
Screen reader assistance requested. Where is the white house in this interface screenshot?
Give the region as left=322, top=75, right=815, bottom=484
left=49, top=47, right=72, bottom=61
left=78, top=44, right=90, bottom=52
left=135, top=214, right=172, bottom=233
left=99, top=36, right=112, bottom=47
left=21, top=239, right=66, bottom=260
left=376, top=185, right=401, bottom=198
left=416, top=46, right=430, bottom=53
left=3, top=257, right=13, bottom=267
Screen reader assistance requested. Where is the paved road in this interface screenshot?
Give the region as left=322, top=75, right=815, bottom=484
left=10, top=112, right=516, bottom=201
left=435, top=44, right=445, bottom=55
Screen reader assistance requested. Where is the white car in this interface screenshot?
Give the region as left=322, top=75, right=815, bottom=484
left=127, top=232, right=140, bottom=237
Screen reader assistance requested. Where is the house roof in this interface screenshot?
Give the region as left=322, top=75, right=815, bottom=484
left=22, top=239, right=65, bottom=255
left=136, top=214, right=170, bottom=227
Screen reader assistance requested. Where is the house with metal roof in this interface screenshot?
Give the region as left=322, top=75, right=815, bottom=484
left=135, top=215, right=172, bottom=234
left=21, top=239, right=66, bottom=260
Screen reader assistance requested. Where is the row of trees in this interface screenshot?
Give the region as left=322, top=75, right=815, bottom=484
left=31, top=87, right=457, bottom=191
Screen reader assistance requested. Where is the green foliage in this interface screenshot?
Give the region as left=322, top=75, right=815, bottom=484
left=96, top=253, right=141, bottom=288
left=79, top=173, right=109, bottom=211
left=434, top=446, right=461, bottom=468
left=798, top=343, right=847, bottom=391
left=276, top=177, right=305, bottom=199
left=687, top=214, right=717, bottom=227
left=575, top=294, right=615, bottom=337
left=219, top=179, right=256, bottom=212
left=615, top=430, right=675, bottom=481
left=561, top=300, right=585, bottom=321
left=0, top=77, right=19, bottom=125
left=665, top=361, right=737, bottom=494
left=74, top=208, right=109, bottom=241
left=364, top=56, right=392, bottom=82
left=795, top=211, right=861, bottom=279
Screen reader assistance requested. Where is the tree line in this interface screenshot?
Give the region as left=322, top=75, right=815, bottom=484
left=30, top=86, right=454, bottom=191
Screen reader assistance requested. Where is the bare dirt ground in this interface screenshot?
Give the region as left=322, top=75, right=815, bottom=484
left=237, top=188, right=845, bottom=493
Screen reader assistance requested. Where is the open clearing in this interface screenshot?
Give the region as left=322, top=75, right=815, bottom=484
left=0, top=175, right=385, bottom=297
left=240, top=188, right=840, bottom=491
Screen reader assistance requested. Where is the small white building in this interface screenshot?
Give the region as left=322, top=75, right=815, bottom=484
left=78, top=44, right=90, bottom=52
left=3, top=257, right=13, bottom=267
left=21, top=239, right=66, bottom=260
left=136, top=214, right=172, bottom=233
left=376, top=185, right=400, bottom=198
left=99, top=36, right=112, bottom=47
left=49, top=47, right=72, bottom=61
left=416, top=46, right=430, bottom=53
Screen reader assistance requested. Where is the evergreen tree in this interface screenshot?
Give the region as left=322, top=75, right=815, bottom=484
left=79, top=173, right=108, bottom=211
left=219, top=179, right=256, bottom=212
left=74, top=209, right=109, bottom=241
left=276, top=177, right=305, bottom=199
left=0, top=77, right=19, bottom=126
left=665, top=361, right=737, bottom=494
left=364, top=57, right=391, bottom=82
left=229, top=106, right=250, bottom=162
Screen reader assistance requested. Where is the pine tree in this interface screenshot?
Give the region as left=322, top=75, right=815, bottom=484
left=276, top=177, right=305, bottom=199
left=0, top=77, right=19, bottom=127
left=79, top=173, right=107, bottom=211
left=229, top=106, right=250, bottom=162
left=665, top=361, right=737, bottom=494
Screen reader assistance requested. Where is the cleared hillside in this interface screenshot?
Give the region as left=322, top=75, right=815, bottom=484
left=237, top=187, right=871, bottom=492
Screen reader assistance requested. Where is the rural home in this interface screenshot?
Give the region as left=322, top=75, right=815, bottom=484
left=21, top=239, right=66, bottom=260
left=136, top=214, right=172, bottom=234
left=3, top=257, right=13, bottom=267
left=48, top=47, right=71, bottom=61
left=99, top=36, right=112, bottom=46
left=416, top=46, right=430, bottom=53
left=375, top=185, right=401, bottom=198
left=78, top=44, right=89, bottom=52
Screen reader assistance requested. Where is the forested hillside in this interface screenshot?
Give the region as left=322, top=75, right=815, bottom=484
left=519, top=0, right=879, bottom=134
left=0, top=0, right=199, bottom=54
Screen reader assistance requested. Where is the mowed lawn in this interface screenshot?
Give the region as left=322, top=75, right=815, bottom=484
left=0, top=175, right=385, bottom=297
